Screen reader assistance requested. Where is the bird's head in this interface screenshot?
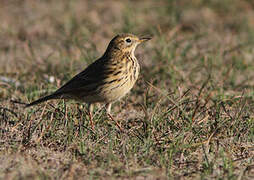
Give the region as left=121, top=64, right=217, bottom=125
left=105, top=33, right=151, bottom=56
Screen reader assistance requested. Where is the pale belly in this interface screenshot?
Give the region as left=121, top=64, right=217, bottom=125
left=73, top=79, right=135, bottom=104
left=102, top=78, right=136, bottom=102
left=77, top=72, right=138, bottom=104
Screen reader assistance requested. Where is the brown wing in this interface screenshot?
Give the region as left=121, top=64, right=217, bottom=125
left=54, top=57, right=109, bottom=96
left=26, top=57, right=109, bottom=107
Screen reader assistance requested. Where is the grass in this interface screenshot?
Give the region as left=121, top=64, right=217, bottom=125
left=1, top=0, right=254, bottom=179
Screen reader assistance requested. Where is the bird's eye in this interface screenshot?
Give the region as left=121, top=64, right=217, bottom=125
left=125, top=38, right=131, bottom=43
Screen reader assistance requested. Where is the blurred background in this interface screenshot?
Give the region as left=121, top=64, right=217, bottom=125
left=1, top=0, right=254, bottom=99
left=1, top=0, right=254, bottom=179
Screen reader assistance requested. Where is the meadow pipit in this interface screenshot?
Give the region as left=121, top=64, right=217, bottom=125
left=26, top=33, right=151, bottom=128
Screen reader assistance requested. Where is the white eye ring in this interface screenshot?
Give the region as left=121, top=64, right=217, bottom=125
left=125, top=38, right=131, bottom=43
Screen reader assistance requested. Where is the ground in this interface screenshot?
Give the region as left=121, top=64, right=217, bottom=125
left=0, top=0, right=254, bottom=179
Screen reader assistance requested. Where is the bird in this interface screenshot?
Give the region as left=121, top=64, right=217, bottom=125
left=26, top=33, right=151, bottom=129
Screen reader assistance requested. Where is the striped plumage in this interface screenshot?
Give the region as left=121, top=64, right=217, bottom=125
left=26, top=33, right=151, bottom=128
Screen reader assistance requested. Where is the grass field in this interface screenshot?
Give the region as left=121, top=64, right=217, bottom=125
left=1, top=0, right=254, bottom=179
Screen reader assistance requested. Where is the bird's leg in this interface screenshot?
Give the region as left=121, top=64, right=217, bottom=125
left=106, top=103, right=123, bottom=132
left=105, top=103, right=112, bottom=114
left=88, top=103, right=95, bottom=130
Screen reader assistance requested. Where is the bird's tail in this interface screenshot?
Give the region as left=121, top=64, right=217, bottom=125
left=25, top=93, right=59, bottom=108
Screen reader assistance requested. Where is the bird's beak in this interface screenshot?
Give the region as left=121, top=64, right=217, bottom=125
left=139, top=36, right=152, bottom=43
